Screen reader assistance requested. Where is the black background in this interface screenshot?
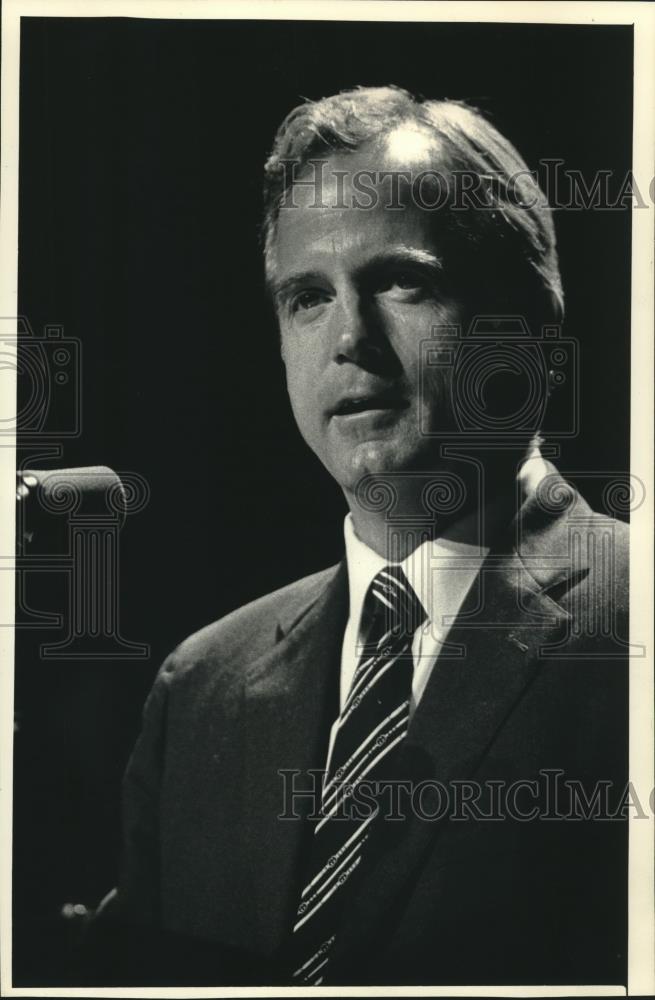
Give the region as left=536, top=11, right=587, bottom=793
left=14, top=17, right=632, bottom=983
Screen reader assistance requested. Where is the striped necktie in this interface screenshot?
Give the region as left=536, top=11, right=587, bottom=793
left=290, top=564, right=426, bottom=985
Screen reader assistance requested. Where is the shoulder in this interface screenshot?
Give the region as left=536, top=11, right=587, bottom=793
left=570, top=504, right=629, bottom=563
left=571, top=509, right=629, bottom=599
left=154, top=563, right=341, bottom=694
left=522, top=470, right=630, bottom=608
left=551, top=509, right=629, bottom=631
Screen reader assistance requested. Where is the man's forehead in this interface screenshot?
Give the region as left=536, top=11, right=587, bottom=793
left=272, top=177, right=441, bottom=282
left=266, top=125, right=451, bottom=286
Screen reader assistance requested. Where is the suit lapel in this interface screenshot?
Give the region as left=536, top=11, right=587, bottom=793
left=405, top=550, right=571, bottom=777
left=405, top=469, right=586, bottom=776
left=330, top=474, right=588, bottom=974
left=239, top=561, right=348, bottom=957
left=231, top=471, right=591, bottom=968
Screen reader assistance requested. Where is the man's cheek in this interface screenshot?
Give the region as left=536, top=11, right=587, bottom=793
left=286, top=390, right=322, bottom=451
left=419, top=366, right=456, bottom=429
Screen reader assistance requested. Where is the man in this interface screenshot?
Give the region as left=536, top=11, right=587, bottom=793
left=91, top=87, right=628, bottom=986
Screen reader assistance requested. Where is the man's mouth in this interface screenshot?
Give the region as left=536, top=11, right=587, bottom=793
left=331, top=391, right=409, bottom=417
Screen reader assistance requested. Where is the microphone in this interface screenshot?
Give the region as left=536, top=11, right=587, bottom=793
left=14, top=465, right=149, bottom=658
left=16, top=466, right=128, bottom=545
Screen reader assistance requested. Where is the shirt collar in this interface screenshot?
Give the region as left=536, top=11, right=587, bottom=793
left=343, top=447, right=550, bottom=632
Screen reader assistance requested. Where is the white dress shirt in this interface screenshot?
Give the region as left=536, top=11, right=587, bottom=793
left=324, top=450, right=550, bottom=769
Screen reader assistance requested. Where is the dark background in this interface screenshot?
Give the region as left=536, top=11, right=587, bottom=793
left=14, top=17, right=632, bottom=984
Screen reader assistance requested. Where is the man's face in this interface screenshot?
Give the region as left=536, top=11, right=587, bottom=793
left=270, top=136, right=466, bottom=496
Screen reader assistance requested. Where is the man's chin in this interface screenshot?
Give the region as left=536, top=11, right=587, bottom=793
left=327, top=440, right=428, bottom=495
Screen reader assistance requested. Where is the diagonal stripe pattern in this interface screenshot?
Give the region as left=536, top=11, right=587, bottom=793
left=289, top=564, right=426, bottom=985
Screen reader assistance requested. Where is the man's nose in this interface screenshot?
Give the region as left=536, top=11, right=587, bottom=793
left=332, top=290, right=380, bottom=366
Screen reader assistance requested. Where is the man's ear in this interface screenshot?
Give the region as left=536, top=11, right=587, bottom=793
left=533, top=289, right=564, bottom=330
left=547, top=288, right=565, bottom=326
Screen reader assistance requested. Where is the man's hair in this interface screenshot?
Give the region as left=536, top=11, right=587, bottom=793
left=263, top=85, right=564, bottom=323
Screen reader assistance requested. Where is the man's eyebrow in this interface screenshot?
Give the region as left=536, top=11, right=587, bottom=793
left=364, top=247, right=444, bottom=272
left=268, top=247, right=443, bottom=301
left=269, top=271, right=324, bottom=302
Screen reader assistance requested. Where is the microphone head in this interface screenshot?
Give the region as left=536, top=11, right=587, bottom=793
left=17, top=466, right=127, bottom=538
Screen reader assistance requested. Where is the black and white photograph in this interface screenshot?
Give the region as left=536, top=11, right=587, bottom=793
left=1, top=1, right=653, bottom=994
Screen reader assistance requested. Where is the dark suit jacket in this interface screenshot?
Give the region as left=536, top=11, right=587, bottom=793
left=90, top=472, right=629, bottom=986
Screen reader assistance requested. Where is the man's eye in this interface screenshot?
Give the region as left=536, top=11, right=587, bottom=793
left=377, top=270, right=430, bottom=297
left=291, top=289, right=330, bottom=313
left=393, top=271, right=423, bottom=289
